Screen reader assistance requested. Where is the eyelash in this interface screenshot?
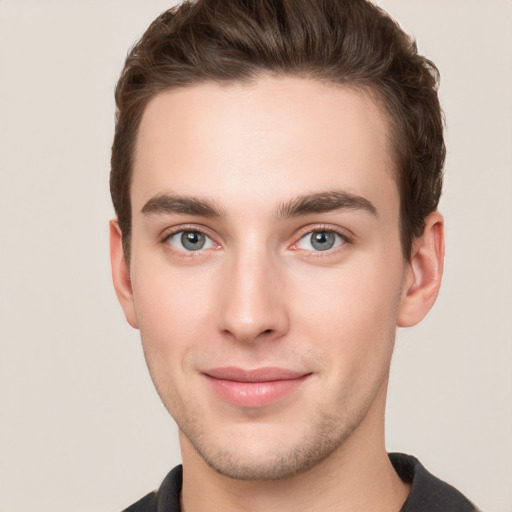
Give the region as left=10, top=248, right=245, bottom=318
left=161, top=225, right=219, bottom=256
left=160, top=224, right=352, bottom=256
left=290, top=224, right=352, bottom=256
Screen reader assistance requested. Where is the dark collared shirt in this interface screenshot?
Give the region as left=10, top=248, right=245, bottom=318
left=122, top=453, right=479, bottom=512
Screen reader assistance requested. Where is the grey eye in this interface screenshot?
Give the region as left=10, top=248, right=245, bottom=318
left=297, top=230, right=345, bottom=252
left=166, top=230, right=215, bottom=252
left=310, top=231, right=336, bottom=251
left=181, top=231, right=206, bottom=250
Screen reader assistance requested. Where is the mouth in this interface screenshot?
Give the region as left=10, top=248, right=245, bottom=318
left=202, top=367, right=312, bottom=408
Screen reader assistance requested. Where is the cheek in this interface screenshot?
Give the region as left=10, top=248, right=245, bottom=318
left=131, top=265, right=219, bottom=414
left=290, top=255, right=404, bottom=370
left=294, top=280, right=399, bottom=411
left=131, top=262, right=218, bottom=360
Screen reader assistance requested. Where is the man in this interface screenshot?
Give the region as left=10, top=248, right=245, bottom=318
left=109, top=0, right=478, bottom=510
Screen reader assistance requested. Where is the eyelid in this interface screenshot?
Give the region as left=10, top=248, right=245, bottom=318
left=158, top=223, right=353, bottom=253
left=160, top=223, right=216, bottom=239
left=160, top=224, right=221, bottom=253
left=289, top=224, right=354, bottom=252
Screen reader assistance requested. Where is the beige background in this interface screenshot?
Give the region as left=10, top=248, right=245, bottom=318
left=0, top=1, right=511, bottom=511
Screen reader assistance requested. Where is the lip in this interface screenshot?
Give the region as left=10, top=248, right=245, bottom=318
left=203, top=367, right=311, bottom=408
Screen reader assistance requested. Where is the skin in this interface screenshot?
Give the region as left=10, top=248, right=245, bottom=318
left=111, top=77, right=444, bottom=511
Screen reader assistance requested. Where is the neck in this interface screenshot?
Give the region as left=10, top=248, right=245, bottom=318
left=179, top=386, right=410, bottom=512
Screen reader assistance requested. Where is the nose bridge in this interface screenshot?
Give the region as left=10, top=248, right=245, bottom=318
left=217, top=239, right=288, bottom=342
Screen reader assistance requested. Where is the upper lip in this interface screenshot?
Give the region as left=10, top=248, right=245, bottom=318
left=203, top=367, right=310, bottom=383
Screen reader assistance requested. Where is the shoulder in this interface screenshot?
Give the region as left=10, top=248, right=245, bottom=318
left=122, top=491, right=158, bottom=512
left=389, top=453, right=481, bottom=512
left=121, top=465, right=183, bottom=512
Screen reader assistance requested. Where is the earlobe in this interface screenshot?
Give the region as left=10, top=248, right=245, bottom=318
left=109, top=220, right=139, bottom=329
left=397, top=212, right=445, bottom=327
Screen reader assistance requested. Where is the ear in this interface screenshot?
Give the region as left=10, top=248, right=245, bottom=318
left=109, top=220, right=138, bottom=329
left=397, top=211, right=445, bottom=327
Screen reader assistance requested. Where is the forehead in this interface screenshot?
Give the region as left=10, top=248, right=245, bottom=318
left=132, top=77, right=398, bottom=217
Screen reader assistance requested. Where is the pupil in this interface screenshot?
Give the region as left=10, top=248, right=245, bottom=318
left=181, top=231, right=205, bottom=250
left=311, top=231, right=335, bottom=251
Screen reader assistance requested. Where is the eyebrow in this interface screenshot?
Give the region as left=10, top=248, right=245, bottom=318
left=275, top=190, right=377, bottom=219
left=141, top=193, right=224, bottom=217
left=140, top=190, right=377, bottom=219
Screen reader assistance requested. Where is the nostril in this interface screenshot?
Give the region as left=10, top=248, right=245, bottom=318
left=261, top=329, right=273, bottom=335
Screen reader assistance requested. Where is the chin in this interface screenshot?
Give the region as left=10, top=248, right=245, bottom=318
left=196, top=444, right=333, bottom=481
left=181, top=410, right=357, bottom=481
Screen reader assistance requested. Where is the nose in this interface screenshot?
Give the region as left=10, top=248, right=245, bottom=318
left=216, top=247, right=289, bottom=343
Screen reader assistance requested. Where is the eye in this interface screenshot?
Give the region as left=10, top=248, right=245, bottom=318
left=296, top=230, right=346, bottom=252
left=165, top=230, right=216, bottom=252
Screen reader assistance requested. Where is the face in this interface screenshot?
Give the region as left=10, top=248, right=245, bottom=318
left=114, top=77, right=418, bottom=480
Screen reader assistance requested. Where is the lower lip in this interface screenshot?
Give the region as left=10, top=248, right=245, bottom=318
left=205, top=375, right=310, bottom=408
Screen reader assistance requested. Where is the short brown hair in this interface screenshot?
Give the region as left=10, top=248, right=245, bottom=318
left=111, top=0, right=445, bottom=259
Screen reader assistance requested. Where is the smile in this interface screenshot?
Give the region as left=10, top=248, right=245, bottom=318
left=203, top=367, right=312, bottom=408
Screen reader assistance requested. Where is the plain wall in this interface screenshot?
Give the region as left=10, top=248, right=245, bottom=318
left=0, top=1, right=511, bottom=511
